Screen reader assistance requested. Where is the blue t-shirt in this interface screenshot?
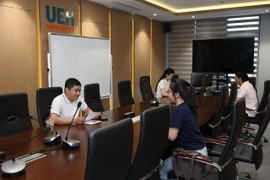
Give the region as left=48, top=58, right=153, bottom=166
left=170, top=103, right=205, bottom=150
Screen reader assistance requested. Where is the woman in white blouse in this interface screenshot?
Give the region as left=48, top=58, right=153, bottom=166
left=155, top=68, right=175, bottom=101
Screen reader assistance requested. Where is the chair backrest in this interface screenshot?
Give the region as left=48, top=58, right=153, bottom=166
left=212, top=86, right=228, bottom=138
left=126, top=105, right=170, bottom=180
left=256, top=80, right=270, bottom=119
left=118, top=80, right=135, bottom=107
left=222, top=83, right=237, bottom=134
left=85, top=118, right=133, bottom=180
left=248, top=77, right=256, bottom=90
left=84, top=83, right=104, bottom=112
left=140, top=76, right=154, bottom=101
left=36, top=87, right=63, bottom=127
left=0, top=93, right=33, bottom=137
left=218, top=98, right=245, bottom=179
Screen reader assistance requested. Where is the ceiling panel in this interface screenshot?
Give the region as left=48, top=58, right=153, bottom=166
left=88, top=0, right=270, bottom=21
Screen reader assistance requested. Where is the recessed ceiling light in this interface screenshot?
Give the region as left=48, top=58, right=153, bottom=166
left=265, top=9, right=269, bottom=12
left=153, top=13, right=157, bottom=16
left=191, top=16, right=195, bottom=18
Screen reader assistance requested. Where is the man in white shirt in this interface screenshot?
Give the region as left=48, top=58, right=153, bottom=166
left=235, top=72, right=258, bottom=117
left=51, top=78, right=96, bottom=124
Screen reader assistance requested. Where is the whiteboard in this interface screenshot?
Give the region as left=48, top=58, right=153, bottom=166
left=48, top=33, right=112, bottom=98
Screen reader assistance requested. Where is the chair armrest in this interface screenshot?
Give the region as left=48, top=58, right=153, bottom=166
left=256, top=109, right=266, bottom=115
left=174, top=152, right=213, bottom=164
left=237, top=138, right=259, bottom=150
left=242, top=126, right=256, bottom=131
left=208, top=120, right=222, bottom=129
left=216, top=136, right=229, bottom=141
left=204, top=138, right=226, bottom=146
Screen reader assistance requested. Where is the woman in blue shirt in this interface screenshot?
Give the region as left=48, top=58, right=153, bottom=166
left=159, top=78, right=207, bottom=180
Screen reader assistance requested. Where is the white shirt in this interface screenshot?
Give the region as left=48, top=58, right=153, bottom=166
left=237, top=81, right=258, bottom=117
left=51, top=93, right=88, bottom=118
left=156, top=78, right=170, bottom=101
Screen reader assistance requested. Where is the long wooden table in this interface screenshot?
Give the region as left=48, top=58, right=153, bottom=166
left=0, top=95, right=220, bottom=180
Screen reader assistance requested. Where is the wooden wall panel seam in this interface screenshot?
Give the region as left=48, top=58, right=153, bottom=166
left=109, top=8, right=112, bottom=110
left=0, top=4, right=35, bottom=12
left=36, top=0, right=42, bottom=88
left=78, top=1, right=82, bottom=35
left=150, top=19, right=153, bottom=85
left=132, top=15, right=135, bottom=97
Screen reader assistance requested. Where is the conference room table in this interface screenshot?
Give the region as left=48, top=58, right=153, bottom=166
left=0, top=94, right=220, bottom=180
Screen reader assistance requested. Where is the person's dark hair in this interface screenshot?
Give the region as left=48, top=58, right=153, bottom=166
left=65, top=78, right=81, bottom=91
left=155, top=68, right=175, bottom=91
left=235, top=71, right=248, bottom=82
left=170, top=78, right=197, bottom=114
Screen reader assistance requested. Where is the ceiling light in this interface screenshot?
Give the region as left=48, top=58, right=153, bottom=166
left=191, top=16, right=195, bottom=19
left=265, top=9, right=269, bottom=12
left=153, top=13, right=157, bottom=16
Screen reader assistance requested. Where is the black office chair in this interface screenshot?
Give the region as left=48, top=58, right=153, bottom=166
left=140, top=76, right=155, bottom=101
left=233, top=96, right=270, bottom=172
left=126, top=105, right=170, bottom=180
left=235, top=97, right=270, bottom=170
left=118, top=80, right=135, bottom=107
left=84, top=83, right=104, bottom=112
left=0, top=93, right=33, bottom=137
left=177, top=98, right=245, bottom=180
left=222, top=82, right=238, bottom=135
left=85, top=118, right=133, bottom=180
left=201, top=86, right=228, bottom=138
left=36, top=87, right=63, bottom=127
left=208, top=97, right=270, bottom=179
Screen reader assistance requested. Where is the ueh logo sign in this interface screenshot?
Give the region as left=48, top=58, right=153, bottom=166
left=45, top=5, right=75, bottom=33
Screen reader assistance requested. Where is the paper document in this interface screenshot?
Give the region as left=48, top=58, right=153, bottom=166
left=132, top=116, right=141, bottom=124
left=85, top=112, right=101, bottom=121
left=84, top=120, right=101, bottom=125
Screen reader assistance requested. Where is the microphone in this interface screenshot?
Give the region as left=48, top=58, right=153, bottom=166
left=28, top=115, right=61, bottom=145
left=1, top=127, right=51, bottom=177
left=62, top=101, right=82, bottom=150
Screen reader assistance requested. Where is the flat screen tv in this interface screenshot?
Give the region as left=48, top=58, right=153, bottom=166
left=192, top=37, right=255, bottom=73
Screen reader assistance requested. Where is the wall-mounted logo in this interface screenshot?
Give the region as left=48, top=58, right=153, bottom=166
left=45, top=5, right=75, bottom=33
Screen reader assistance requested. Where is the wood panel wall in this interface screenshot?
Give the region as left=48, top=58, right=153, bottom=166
left=81, top=0, right=109, bottom=38
left=0, top=0, right=38, bottom=127
left=111, top=9, right=132, bottom=108
left=134, top=15, right=150, bottom=103
left=152, top=20, right=166, bottom=91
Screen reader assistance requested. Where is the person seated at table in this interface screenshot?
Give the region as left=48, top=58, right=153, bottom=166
left=234, top=71, right=258, bottom=117
left=155, top=68, right=175, bottom=102
left=159, top=78, right=207, bottom=180
left=51, top=78, right=98, bottom=125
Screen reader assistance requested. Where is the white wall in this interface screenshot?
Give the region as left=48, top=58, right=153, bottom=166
left=258, top=14, right=270, bottom=99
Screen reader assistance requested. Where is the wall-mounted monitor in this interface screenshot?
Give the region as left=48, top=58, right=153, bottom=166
left=192, top=37, right=255, bottom=73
